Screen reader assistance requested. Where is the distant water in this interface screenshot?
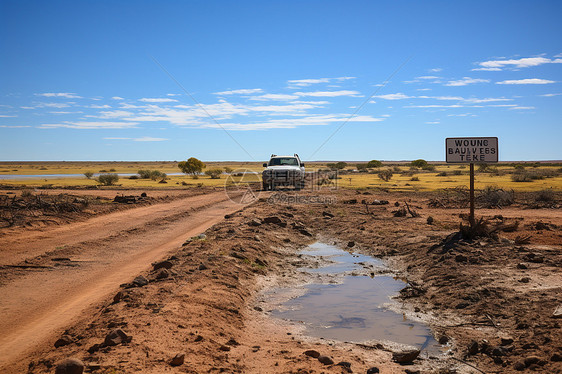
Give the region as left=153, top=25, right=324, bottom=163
left=0, top=173, right=184, bottom=180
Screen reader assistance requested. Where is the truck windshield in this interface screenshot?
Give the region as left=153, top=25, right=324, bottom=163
left=269, top=158, right=299, bottom=166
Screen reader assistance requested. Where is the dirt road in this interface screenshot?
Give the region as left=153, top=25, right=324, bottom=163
left=0, top=191, right=245, bottom=372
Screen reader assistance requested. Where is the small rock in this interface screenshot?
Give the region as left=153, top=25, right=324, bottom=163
left=112, top=291, right=123, bottom=304
left=336, top=361, right=351, bottom=368
left=54, top=335, right=73, bottom=348
left=519, top=277, right=531, bottom=283
left=104, top=329, right=131, bottom=346
left=156, top=269, right=169, bottom=279
left=438, top=335, right=449, bottom=344
left=132, top=275, right=149, bottom=287
left=197, top=233, right=206, bottom=240
left=226, top=338, right=239, bottom=346
left=249, top=219, right=262, bottom=227
left=500, top=336, right=514, bottom=346
left=366, top=367, right=380, bottom=374
left=317, top=356, right=334, bottom=365
left=198, top=263, right=208, bottom=271
left=152, top=260, right=173, bottom=271
left=55, top=358, right=84, bottom=374
left=551, top=353, right=562, bottom=362
left=304, top=350, right=320, bottom=358
left=426, top=216, right=434, bottom=225
left=455, top=254, right=468, bottom=263
left=322, top=211, right=335, bottom=218
left=467, top=340, right=479, bottom=355
left=552, top=304, right=562, bottom=318
left=516, top=263, right=528, bottom=269
left=514, top=361, right=525, bottom=371
left=263, top=216, right=282, bottom=224
left=524, top=356, right=540, bottom=367
left=194, top=335, right=203, bottom=342
left=299, top=229, right=313, bottom=237
left=392, top=348, right=420, bottom=363
left=455, top=302, right=470, bottom=309
left=170, top=353, right=185, bottom=366
left=347, top=241, right=355, bottom=248
left=219, top=345, right=231, bottom=352
left=87, top=343, right=101, bottom=353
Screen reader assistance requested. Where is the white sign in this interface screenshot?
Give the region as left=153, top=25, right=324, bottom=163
left=446, top=137, right=498, bottom=163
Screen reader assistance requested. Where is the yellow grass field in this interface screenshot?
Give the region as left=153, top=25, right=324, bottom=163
left=0, top=161, right=561, bottom=192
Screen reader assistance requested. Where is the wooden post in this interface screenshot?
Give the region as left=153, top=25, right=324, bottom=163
left=469, top=163, right=475, bottom=227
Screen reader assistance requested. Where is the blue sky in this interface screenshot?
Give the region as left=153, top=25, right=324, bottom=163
left=1, top=0, right=561, bottom=161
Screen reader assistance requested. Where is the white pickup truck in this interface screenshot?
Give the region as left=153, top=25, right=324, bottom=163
left=262, top=154, right=305, bottom=191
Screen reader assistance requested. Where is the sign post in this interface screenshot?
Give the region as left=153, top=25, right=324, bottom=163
left=445, top=137, right=498, bottom=227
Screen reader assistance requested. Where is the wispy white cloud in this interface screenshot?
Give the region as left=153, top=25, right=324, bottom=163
left=0, top=125, right=32, bottom=128
left=374, top=93, right=412, bottom=100
left=287, top=77, right=355, bottom=88
left=476, top=56, right=562, bottom=70
left=201, top=113, right=383, bottom=131
left=133, top=136, right=168, bottom=142
left=111, top=96, right=124, bottom=100
left=445, top=77, right=490, bottom=86
left=36, top=102, right=72, bottom=108
left=497, top=78, right=555, bottom=85
left=540, top=93, right=561, bottom=97
left=213, top=88, right=264, bottom=95
left=447, top=113, right=474, bottom=117
left=249, top=93, right=300, bottom=101
left=89, top=110, right=134, bottom=119
left=405, top=104, right=465, bottom=108
left=426, top=121, right=440, bottom=124
left=509, top=106, right=535, bottom=110
left=295, top=90, right=361, bottom=97
left=471, top=67, right=502, bottom=71
left=429, top=68, right=442, bottom=72
left=104, top=137, right=131, bottom=140
left=0, top=114, right=17, bottom=117
left=35, top=92, right=83, bottom=99
left=40, top=121, right=139, bottom=129
left=89, top=104, right=112, bottom=109
left=139, top=98, right=178, bottom=103
left=49, top=111, right=83, bottom=114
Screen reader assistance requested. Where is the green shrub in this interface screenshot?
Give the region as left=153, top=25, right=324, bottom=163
left=422, top=164, right=436, bottom=171
left=410, top=176, right=420, bottom=181
left=138, top=169, right=152, bottom=179
left=378, top=169, right=393, bottom=182
left=97, top=173, right=119, bottom=186
left=178, top=157, right=206, bottom=178
left=205, top=169, right=223, bottom=179
left=437, top=171, right=448, bottom=176
left=367, top=160, right=383, bottom=168
left=411, top=159, right=428, bottom=168
left=453, top=170, right=462, bottom=175
left=84, top=171, right=94, bottom=179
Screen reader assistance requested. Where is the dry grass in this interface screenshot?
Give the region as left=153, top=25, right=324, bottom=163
left=1, top=162, right=561, bottom=192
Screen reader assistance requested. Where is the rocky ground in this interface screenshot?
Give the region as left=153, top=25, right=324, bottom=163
left=2, top=187, right=560, bottom=373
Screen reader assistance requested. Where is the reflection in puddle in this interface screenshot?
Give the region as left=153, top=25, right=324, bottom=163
left=273, top=242, right=442, bottom=355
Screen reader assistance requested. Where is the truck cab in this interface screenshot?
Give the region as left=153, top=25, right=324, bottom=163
left=262, top=154, right=305, bottom=191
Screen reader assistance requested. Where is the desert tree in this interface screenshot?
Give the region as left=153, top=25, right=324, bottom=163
left=178, top=157, right=206, bottom=178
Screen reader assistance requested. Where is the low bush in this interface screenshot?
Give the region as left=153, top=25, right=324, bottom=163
left=410, top=176, right=420, bottom=181
left=97, top=173, right=119, bottom=186
left=453, top=170, right=462, bottom=175
left=422, top=164, right=436, bottom=171
left=84, top=171, right=94, bottom=179
left=205, top=169, right=223, bottom=179
left=437, top=171, right=448, bottom=177
left=534, top=189, right=556, bottom=203
left=378, top=169, right=393, bottom=182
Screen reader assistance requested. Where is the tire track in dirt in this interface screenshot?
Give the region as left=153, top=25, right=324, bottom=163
left=0, top=191, right=247, bottom=371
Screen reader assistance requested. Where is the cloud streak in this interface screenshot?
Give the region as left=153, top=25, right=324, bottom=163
left=496, top=78, right=555, bottom=85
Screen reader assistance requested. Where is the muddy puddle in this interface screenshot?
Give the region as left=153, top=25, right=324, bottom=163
left=268, top=242, right=444, bottom=356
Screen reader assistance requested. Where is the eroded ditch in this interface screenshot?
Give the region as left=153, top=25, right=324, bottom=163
left=259, top=241, right=446, bottom=358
